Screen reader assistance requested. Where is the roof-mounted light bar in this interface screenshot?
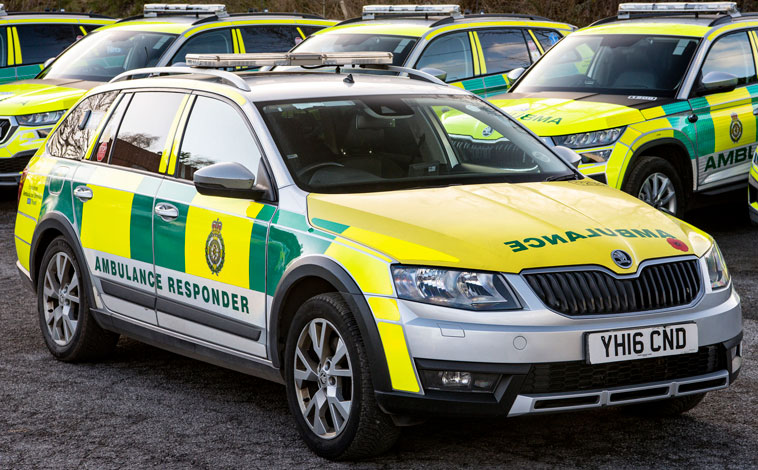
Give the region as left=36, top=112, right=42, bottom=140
left=362, top=4, right=462, bottom=20
left=618, top=2, right=739, bottom=18
left=185, top=52, right=394, bottom=68
left=143, top=4, right=228, bottom=17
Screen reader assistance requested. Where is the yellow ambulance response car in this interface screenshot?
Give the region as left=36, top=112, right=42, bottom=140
left=281, top=4, right=574, bottom=97
left=15, top=53, right=742, bottom=460
left=0, top=6, right=114, bottom=83
left=494, top=2, right=758, bottom=216
left=0, top=3, right=334, bottom=186
left=749, top=152, right=758, bottom=222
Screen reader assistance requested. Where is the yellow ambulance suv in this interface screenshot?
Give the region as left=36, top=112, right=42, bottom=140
left=282, top=4, right=574, bottom=97
left=494, top=2, right=758, bottom=217
left=15, top=53, right=742, bottom=460
left=0, top=3, right=334, bottom=186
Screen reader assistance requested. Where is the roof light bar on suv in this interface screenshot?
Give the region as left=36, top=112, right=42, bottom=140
left=361, top=4, right=463, bottom=20
left=618, top=2, right=740, bottom=18
left=185, top=52, right=394, bottom=67
left=143, top=3, right=228, bottom=17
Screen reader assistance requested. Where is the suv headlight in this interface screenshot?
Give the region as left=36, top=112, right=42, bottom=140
left=703, top=242, right=729, bottom=290
left=553, top=126, right=625, bottom=150
left=391, top=266, right=521, bottom=310
left=17, top=110, right=66, bottom=126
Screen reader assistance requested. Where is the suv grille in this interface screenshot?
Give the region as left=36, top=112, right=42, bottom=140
left=521, top=345, right=724, bottom=394
left=523, top=260, right=702, bottom=316
left=0, top=118, right=11, bottom=141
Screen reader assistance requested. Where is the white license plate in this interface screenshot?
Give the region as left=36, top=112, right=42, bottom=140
left=587, top=323, right=698, bottom=364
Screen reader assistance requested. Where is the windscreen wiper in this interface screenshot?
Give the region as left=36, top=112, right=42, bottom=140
left=544, top=173, right=580, bottom=182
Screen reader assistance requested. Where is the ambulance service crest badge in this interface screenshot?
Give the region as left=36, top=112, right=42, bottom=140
left=206, top=219, right=225, bottom=275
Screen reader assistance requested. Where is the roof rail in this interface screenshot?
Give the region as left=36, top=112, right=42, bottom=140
left=360, top=64, right=447, bottom=86
left=109, top=67, right=251, bottom=92
left=0, top=7, right=112, bottom=19
left=228, top=11, right=326, bottom=20
left=429, top=12, right=556, bottom=27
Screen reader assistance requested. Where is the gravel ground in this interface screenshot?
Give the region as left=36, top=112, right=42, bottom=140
left=0, top=192, right=756, bottom=469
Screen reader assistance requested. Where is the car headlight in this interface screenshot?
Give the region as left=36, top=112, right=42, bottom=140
left=703, top=242, right=729, bottom=290
left=16, top=110, right=67, bottom=127
left=553, top=126, right=625, bottom=150
left=391, top=266, right=521, bottom=310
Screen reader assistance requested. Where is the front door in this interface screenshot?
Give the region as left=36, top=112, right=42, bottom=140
left=689, top=30, right=758, bottom=190
left=152, top=94, right=275, bottom=358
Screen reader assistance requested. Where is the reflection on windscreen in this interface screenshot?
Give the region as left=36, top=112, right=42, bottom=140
left=514, top=34, right=699, bottom=97
left=39, top=30, right=177, bottom=82
left=259, top=95, right=572, bottom=193
left=288, top=34, right=418, bottom=66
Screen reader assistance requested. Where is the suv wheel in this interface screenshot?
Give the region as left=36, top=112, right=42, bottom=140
left=284, top=293, right=399, bottom=460
left=623, top=392, right=706, bottom=417
left=622, top=156, right=685, bottom=217
left=37, top=237, right=118, bottom=361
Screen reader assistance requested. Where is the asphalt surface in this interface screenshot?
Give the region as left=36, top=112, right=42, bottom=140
left=0, top=191, right=756, bottom=469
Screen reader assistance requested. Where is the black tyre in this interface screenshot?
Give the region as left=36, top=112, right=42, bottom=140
left=37, top=237, right=118, bottom=361
left=622, top=156, right=686, bottom=217
left=284, top=293, right=399, bottom=460
left=623, top=393, right=706, bottom=417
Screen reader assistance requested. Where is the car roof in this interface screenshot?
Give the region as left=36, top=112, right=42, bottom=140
left=0, top=12, right=114, bottom=22
left=579, top=14, right=758, bottom=38
left=315, top=15, right=575, bottom=39
left=93, top=70, right=470, bottom=105
left=98, top=13, right=336, bottom=35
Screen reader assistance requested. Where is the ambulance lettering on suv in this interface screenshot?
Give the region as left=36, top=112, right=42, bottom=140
left=275, top=4, right=574, bottom=97
left=0, top=3, right=335, bottom=187
left=493, top=2, right=758, bottom=217
left=15, top=52, right=742, bottom=460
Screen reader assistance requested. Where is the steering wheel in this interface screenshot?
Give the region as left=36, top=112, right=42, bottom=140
left=297, top=162, right=345, bottom=178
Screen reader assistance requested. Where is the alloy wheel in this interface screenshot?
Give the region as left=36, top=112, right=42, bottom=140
left=638, top=172, right=677, bottom=214
left=42, top=252, right=81, bottom=346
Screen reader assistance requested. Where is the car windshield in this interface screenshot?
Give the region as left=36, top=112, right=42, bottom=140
left=280, top=34, right=418, bottom=67
left=513, top=34, right=700, bottom=97
left=39, top=29, right=178, bottom=82
left=259, top=94, right=574, bottom=193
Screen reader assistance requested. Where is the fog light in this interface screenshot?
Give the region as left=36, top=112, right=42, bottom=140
left=580, top=149, right=611, bottom=163
left=420, top=370, right=499, bottom=392
left=730, top=342, right=743, bottom=372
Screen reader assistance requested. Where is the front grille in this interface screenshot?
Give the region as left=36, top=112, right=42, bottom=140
left=0, top=118, right=11, bottom=141
left=521, top=345, right=724, bottom=394
left=523, top=260, right=702, bottom=316
left=0, top=154, right=33, bottom=173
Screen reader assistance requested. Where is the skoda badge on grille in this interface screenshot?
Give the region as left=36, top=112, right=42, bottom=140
left=612, top=250, right=633, bottom=269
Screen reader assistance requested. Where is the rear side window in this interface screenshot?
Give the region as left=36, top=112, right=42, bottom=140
left=0, top=27, right=6, bottom=67
left=416, top=32, right=473, bottom=82
left=700, top=31, right=757, bottom=87
left=108, top=92, right=185, bottom=173
left=299, top=25, right=324, bottom=37
left=176, top=96, right=262, bottom=180
left=477, top=29, right=531, bottom=75
left=239, top=26, right=303, bottom=52
left=47, top=91, right=119, bottom=159
left=16, top=24, right=78, bottom=64
left=532, top=29, right=563, bottom=52
left=171, top=29, right=233, bottom=64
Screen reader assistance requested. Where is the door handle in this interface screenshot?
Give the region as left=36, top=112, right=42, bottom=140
left=154, top=202, right=179, bottom=221
left=753, top=108, right=758, bottom=116
left=73, top=185, right=93, bottom=202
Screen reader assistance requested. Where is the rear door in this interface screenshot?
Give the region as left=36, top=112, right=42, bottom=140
left=70, top=91, right=188, bottom=325
left=152, top=93, right=275, bottom=358
left=689, top=31, right=758, bottom=190
left=465, top=28, right=534, bottom=98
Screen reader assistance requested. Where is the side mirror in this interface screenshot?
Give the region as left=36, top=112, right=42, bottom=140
left=553, top=145, right=582, bottom=168
left=193, top=162, right=264, bottom=199
left=507, top=67, right=525, bottom=82
left=698, top=71, right=738, bottom=95
left=419, top=67, right=447, bottom=82
left=43, top=57, right=55, bottom=69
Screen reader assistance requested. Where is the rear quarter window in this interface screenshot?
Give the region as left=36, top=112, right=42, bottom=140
left=46, top=91, right=119, bottom=159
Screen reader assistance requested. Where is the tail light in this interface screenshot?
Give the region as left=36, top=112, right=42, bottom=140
left=17, top=167, right=28, bottom=207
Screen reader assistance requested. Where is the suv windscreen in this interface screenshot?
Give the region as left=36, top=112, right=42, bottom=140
left=285, top=34, right=418, bottom=66
left=513, top=34, right=700, bottom=97
left=39, top=29, right=177, bottom=82
left=259, top=94, right=573, bottom=194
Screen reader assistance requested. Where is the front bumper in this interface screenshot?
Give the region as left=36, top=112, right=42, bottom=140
left=374, top=276, right=742, bottom=418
